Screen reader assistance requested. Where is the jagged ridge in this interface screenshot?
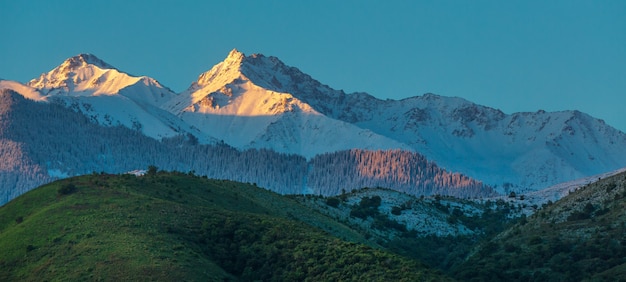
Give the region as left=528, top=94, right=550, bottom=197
left=2, top=49, right=626, bottom=197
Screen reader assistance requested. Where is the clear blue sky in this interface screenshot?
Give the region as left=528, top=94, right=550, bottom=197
left=1, top=0, right=625, bottom=132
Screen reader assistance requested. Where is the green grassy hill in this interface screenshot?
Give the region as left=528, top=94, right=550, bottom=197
left=454, top=171, right=626, bottom=281
left=0, top=171, right=449, bottom=281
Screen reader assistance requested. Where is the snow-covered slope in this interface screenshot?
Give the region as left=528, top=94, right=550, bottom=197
left=24, top=54, right=210, bottom=141
left=163, top=49, right=410, bottom=157
left=0, top=79, right=45, bottom=101
left=6, top=49, right=626, bottom=195
left=170, top=49, right=626, bottom=192
left=524, top=166, right=626, bottom=206
left=345, top=95, right=626, bottom=192
left=28, top=53, right=173, bottom=106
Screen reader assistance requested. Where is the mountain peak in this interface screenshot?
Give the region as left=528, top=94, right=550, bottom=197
left=194, top=49, right=247, bottom=87
left=27, top=53, right=119, bottom=91
left=25, top=53, right=178, bottom=105
left=225, top=48, right=245, bottom=63
left=61, top=53, right=115, bottom=71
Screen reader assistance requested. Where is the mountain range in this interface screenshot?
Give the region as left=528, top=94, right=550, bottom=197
left=1, top=49, right=625, bottom=203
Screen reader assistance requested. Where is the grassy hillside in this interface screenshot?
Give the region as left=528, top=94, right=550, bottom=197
left=454, top=171, right=626, bottom=281
left=0, top=171, right=449, bottom=281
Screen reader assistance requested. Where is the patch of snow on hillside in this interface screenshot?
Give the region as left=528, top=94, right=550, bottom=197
left=481, top=166, right=626, bottom=216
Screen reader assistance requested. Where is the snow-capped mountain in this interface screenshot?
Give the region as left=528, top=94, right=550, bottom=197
left=164, top=49, right=626, bottom=193
left=24, top=54, right=210, bottom=141
left=3, top=49, right=625, bottom=196
left=28, top=53, right=173, bottom=105
left=344, top=95, right=626, bottom=192
left=163, top=49, right=410, bottom=156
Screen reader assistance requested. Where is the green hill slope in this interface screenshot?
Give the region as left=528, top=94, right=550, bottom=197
left=0, top=171, right=449, bottom=281
left=454, top=171, right=626, bottom=281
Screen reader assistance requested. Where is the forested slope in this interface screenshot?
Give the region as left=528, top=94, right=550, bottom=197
left=455, top=171, right=626, bottom=281
left=0, top=89, right=493, bottom=204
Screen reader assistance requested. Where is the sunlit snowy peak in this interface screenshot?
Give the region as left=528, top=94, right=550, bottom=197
left=162, top=49, right=409, bottom=157
left=28, top=54, right=175, bottom=106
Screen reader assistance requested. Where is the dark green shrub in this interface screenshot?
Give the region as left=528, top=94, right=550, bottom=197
left=391, top=206, right=402, bottom=215
left=58, top=183, right=77, bottom=195
left=372, top=214, right=407, bottom=232
left=566, top=203, right=596, bottom=221
left=350, top=208, right=370, bottom=219
left=325, top=197, right=340, bottom=208
left=147, top=165, right=158, bottom=176
left=359, top=196, right=382, bottom=209
left=350, top=196, right=382, bottom=219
